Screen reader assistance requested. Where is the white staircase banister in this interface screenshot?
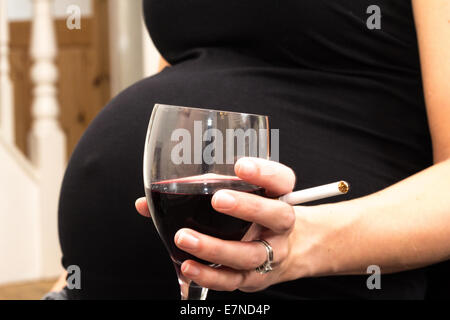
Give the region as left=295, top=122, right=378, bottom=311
left=28, top=0, right=65, bottom=278
left=0, top=0, right=14, bottom=144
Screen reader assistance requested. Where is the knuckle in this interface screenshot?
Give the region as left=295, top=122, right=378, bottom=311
left=225, top=283, right=238, bottom=292
left=249, top=248, right=265, bottom=269
left=243, top=195, right=262, bottom=218
left=206, top=241, right=222, bottom=261
left=276, top=243, right=289, bottom=262
left=277, top=206, right=295, bottom=232
left=240, top=286, right=262, bottom=293
left=240, top=278, right=267, bottom=293
left=203, top=276, right=229, bottom=292
left=217, top=279, right=239, bottom=292
left=224, top=274, right=245, bottom=292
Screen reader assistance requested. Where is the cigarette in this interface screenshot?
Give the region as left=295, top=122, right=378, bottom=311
left=278, top=181, right=350, bottom=205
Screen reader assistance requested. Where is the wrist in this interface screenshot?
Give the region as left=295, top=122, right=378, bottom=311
left=285, top=200, right=361, bottom=280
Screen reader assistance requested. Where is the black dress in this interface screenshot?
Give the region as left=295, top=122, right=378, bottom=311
left=58, top=0, right=433, bottom=299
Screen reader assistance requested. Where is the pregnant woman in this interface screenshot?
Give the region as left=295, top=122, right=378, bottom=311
left=56, top=0, right=450, bottom=299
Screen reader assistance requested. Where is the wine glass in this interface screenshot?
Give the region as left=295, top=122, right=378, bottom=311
left=143, top=104, right=270, bottom=300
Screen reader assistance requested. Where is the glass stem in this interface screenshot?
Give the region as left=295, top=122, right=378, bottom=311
left=174, top=262, right=209, bottom=300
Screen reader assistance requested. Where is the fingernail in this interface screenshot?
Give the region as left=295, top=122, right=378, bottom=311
left=213, top=190, right=236, bottom=209
left=260, top=164, right=279, bottom=176
left=135, top=198, right=150, bottom=217
left=176, top=231, right=199, bottom=250
left=182, top=263, right=200, bottom=277
left=135, top=198, right=144, bottom=208
left=236, top=159, right=256, bottom=177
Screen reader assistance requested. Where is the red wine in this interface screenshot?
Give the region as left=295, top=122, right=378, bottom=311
left=146, top=175, right=264, bottom=265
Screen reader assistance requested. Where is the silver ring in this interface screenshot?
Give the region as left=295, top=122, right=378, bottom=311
left=254, top=240, right=274, bottom=274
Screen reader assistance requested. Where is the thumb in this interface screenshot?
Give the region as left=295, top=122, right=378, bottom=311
left=135, top=197, right=151, bottom=218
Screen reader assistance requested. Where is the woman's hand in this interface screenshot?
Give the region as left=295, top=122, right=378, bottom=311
left=135, top=157, right=310, bottom=292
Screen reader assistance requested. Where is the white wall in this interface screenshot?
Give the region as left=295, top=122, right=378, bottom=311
left=109, top=0, right=143, bottom=96
left=142, top=19, right=161, bottom=78
left=109, top=0, right=161, bottom=96
left=0, top=138, right=45, bottom=284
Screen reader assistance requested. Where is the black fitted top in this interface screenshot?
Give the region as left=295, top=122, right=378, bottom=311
left=58, top=0, right=433, bottom=299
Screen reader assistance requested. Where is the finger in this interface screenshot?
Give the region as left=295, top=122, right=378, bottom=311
left=180, top=260, right=246, bottom=292
left=212, top=189, right=295, bottom=233
left=135, top=197, right=150, bottom=218
left=235, top=157, right=296, bottom=196
left=175, top=229, right=268, bottom=270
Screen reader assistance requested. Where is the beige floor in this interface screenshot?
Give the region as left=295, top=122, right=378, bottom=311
left=0, top=278, right=57, bottom=300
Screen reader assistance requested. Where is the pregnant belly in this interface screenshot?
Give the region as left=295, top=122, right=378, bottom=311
left=130, top=48, right=431, bottom=199
left=58, top=48, right=430, bottom=299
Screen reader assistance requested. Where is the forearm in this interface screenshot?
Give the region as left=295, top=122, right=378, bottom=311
left=290, top=159, right=450, bottom=279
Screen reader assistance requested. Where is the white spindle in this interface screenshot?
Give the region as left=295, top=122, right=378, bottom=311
left=0, top=0, right=14, bottom=144
left=28, top=0, right=65, bottom=278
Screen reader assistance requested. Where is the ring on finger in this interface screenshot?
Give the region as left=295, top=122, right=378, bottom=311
left=253, top=239, right=274, bottom=274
